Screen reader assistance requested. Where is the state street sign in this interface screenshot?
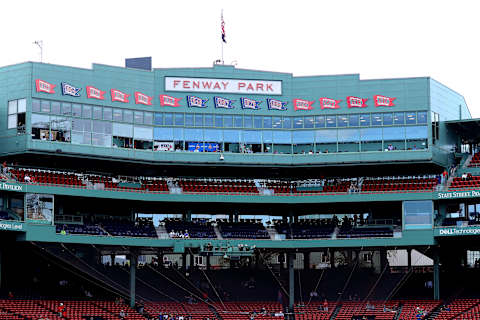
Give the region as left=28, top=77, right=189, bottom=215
left=165, top=77, right=282, bottom=95
left=434, top=226, right=480, bottom=237
left=436, top=190, right=480, bottom=200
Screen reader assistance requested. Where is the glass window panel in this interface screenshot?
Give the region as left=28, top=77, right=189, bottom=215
left=204, top=129, right=223, bottom=141
left=134, top=126, right=153, bottom=140
left=349, top=114, right=359, bottom=127
left=254, top=116, right=263, bottom=128
left=417, top=112, right=427, bottom=124
left=144, top=112, right=153, bottom=125
left=359, top=114, right=370, bottom=126
left=18, top=99, right=27, bottom=113
left=134, top=111, right=144, bottom=124
left=32, top=99, right=41, bottom=112
left=315, top=116, right=325, bottom=128
left=164, top=113, right=173, bottom=125
left=93, top=120, right=106, bottom=133
left=272, top=117, right=282, bottom=129
left=293, top=130, right=314, bottom=144
left=195, top=114, right=204, bottom=127
left=383, top=113, right=393, bottom=125
left=8, top=100, right=17, bottom=114
left=72, top=104, right=82, bottom=117
left=293, top=117, right=303, bottom=128
left=406, top=125, right=427, bottom=139
left=215, top=115, right=223, bottom=127
left=185, top=128, right=203, bottom=141
left=383, top=126, right=405, bottom=141
left=338, top=128, right=360, bottom=142
left=174, top=113, right=184, bottom=126
left=223, top=129, right=241, bottom=143
left=315, top=129, right=337, bottom=143
left=173, top=127, right=184, bottom=141
left=123, top=110, right=133, bottom=123
left=92, top=133, right=109, bottom=147
left=273, top=131, right=291, bottom=144
left=263, top=130, right=273, bottom=143
left=8, top=115, right=17, bottom=129
left=82, top=132, right=91, bottom=144
left=326, top=116, right=336, bottom=128
left=154, top=127, right=174, bottom=140
left=82, top=105, right=92, bottom=118
left=393, top=112, right=405, bottom=124
left=205, top=114, right=214, bottom=127
left=244, top=115, right=253, bottom=128
left=234, top=115, right=243, bottom=127
left=71, top=132, right=84, bottom=145
left=61, top=103, right=72, bottom=116
left=304, top=116, right=314, bottom=128
left=50, top=117, right=71, bottom=131
left=337, top=115, right=348, bottom=127
left=371, top=113, right=382, bottom=126
left=185, top=114, right=194, bottom=126
left=360, top=127, right=382, bottom=141
left=31, top=114, right=50, bottom=128
left=112, top=123, right=133, bottom=137
left=103, top=107, right=112, bottom=121
left=283, top=117, right=292, bottom=129
left=263, top=116, right=272, bottom=128
left=41, top=100, right=50, bottom=113
left=243, top=130, right=262, bottom=143
left=406, top=112, right=417, bottom=124
left=93, top=106, right=102, bottom=119
left=154, top=113, right=163, bottom=125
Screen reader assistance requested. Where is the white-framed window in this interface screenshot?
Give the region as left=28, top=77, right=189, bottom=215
left=7, top=98, right=26, bottom=130
left=363, top=252, right=372, bottom=263
left=194, top=256, right=205, bottom=266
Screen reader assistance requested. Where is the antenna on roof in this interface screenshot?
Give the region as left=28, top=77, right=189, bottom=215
left=33, top=40, right=43, bottom=63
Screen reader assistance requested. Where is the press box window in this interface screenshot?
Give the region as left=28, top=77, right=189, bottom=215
left=7, top=98, right=26, bottom=131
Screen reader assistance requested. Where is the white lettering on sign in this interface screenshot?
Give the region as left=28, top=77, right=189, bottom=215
left=437, top=190, right=480, bottom=199
left=165, top=77, right=282, bottom=95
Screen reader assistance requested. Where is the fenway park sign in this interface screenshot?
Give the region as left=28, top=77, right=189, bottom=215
left=165, top=77, right=282, bottom=95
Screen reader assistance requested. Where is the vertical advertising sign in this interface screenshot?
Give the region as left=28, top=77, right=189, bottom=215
left=25, top=194, right=54, bottom=224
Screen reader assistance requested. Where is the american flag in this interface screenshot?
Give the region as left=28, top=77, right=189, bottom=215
left=221, top=12, right=226, bottom=43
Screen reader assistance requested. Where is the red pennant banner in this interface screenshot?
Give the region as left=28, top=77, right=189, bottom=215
left=293, top=99, right=314, bottom=111
left=319, top=97, right=341, bottom=109
left=111, top=89, right=130, bottom=103
left=35, top=79, right=56, bottom=94
left=160, top=94, right=182, bottom=107
left=347, top=96, right=368, bottom=108
left=135, top=92, right=153, bottom=106
left=374, top=95, right=396, bottom=107
left=86, top=86, right=106, bottom=100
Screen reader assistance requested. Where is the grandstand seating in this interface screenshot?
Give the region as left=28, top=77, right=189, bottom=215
left=56, top=223, right=108, bottom=236
left=274, top=221, right=334, bottom=239
left=99, top=219, right=157, bottom=238
left=7, top=166, right=447, bottom=196
left=294, top=301, right=337, bottom=320
left=218, top=221, right=270, bottom=239
left=434, top=299, right=480, bottom=320
left=334, top=301, right=399, bottom=320
left=396, top=300, right=439, bottom=320
left=164, top=219, right=217, bottom=239
left=468, top=152, right=480, bottom=167
left=337, top=227, right=393, bottom=239
left=214, top=302, right=283, bottom=320
left=449, top=175, right=480, bottom=189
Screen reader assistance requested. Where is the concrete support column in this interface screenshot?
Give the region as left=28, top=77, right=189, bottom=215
left=206, top=255, right=211, bottom=271
left=433, top=249, right=440, bottom=300
left=407, top=248, right=412, bottom=269
left=330, top=250, right=335, bottom=269
left=303, top=252, right=310, bottom=270
left=129, top=251, right=137, bottom=308
left=110, top=254, right=116, bottom=266
left=288, top=253, right=295, bottom=311
left=182, top=253, right=187, bottom=273
left=189, top=253, right=194, bottom=271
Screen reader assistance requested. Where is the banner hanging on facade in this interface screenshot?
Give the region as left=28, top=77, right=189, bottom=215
left=374, top=95, right=396, bottom=107
left=61, top=82, right=81, bottom=97
left=319, top=97, right=341, bottom=109
left=160, top=95, right=182, bottom=107
left=240, top=97, right=261, bottom=110
left=187, top=95, right=208, bottom=108
left=86, top=86, right=106, bottom=100
left=267, top=98, right=288, bottom=111
left=214, top=96, right=234, bottom=109
left=134, top=92, right=153, bottom=106
left=293, top=99, right=314, bottom=111
left=35, top=79, right=56, bottom=94
left=111, top=89, right=130, bottom=103
left=347, top=96, right=368, bottom=108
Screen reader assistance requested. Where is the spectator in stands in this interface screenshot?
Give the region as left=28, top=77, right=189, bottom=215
left=366, top=301, right=375, bottom=311
left=119, top=309, right=127, bottom=319
left=2, top=161, right=7, bottom=175
left=57, top=302, right=65, bottom=318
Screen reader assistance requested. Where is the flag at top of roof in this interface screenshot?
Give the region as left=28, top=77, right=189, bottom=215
left=221, top=11, right=226, bottom=43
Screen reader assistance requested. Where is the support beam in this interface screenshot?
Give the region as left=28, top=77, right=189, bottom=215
left=303, top=252, right=310, bottom=270
left=407, top=248, right=412, bottom=269
left=182, top=253, right=187, bottom=273
left=433, top=249, right=440, bottom=300
left=206, top=255, right=211, bottom=271
left=189, top=253, right=194, bottom=271
left=288, top=253, right=295, bottom=311
left=129, top=251, right=137, bottom=308
left=330, top=250, right=335, bottom=269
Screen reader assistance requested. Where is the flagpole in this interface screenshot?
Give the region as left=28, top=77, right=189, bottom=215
left=221, top=9, right=224, bottom=64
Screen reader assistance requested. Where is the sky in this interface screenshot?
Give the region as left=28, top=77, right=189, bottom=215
left=1, top=0, right=479, bottom=116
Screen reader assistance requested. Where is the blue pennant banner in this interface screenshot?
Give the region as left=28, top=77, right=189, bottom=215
left=186, top=95, right=208, bottom=108
left=267, top=98, right=288, bottom=111
left=214, top=96, right=235, bottom=109
left=61, top=82, right=81, bottom=97
left=240, top=97, right=262, bottom=110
